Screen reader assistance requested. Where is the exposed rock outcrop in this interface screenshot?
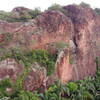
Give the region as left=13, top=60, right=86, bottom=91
left=24, top=63, right=47, bottom=91
left=63, top=5, right=97, bottom=80
left=11, top=7, right=32, bottom=19
left=0, top=5, right=100, bottom=86
left=0, top=58, right=23, bottom=82
left=0, top=21, right=22, bottom=33
left=55, top=48, right=73, bottom=83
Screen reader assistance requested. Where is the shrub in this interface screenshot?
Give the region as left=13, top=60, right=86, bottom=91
left=48, top=41, right=68, bottom=54
left=0, top=60, right=100, bottom=100
left=0, top=11, right=19, bottom=22
left=67, top=82, right=78, bottom=92
left=12, top=91, right=40, bottom=100
left=0, top=78, right=13, bottom=98
left=0, top=11, right=10, bottom=21
left=0, top=49, right=56, bottom=75
left=48, top=4, right=61, bottom=11
left=95, top=8, right=100, bottom=15
left=0, top=8, right=41, bottom=22
left=47, top=4, right=68, bottom=16
left=80, top=2, right=91, bottom=8
left=82, top=91, right=94, bottom=100
left=0, top=49, right=100, bottom=100
left=25, top=49, right=56, bottom=75
left=29, top=8, right=41, bottom=19
left=54, top=42, right=68, bottom=51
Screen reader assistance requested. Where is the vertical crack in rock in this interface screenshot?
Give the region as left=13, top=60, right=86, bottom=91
left=69, top=40, right=79, bottom=80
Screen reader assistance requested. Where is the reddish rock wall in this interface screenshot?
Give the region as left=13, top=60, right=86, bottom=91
left=0, top=5, right=100, bottom=84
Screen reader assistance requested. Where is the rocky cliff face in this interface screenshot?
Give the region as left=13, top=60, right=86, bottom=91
left=62, top=5, right=97, bottom=81
left=0, top=5, right=100, bottom=87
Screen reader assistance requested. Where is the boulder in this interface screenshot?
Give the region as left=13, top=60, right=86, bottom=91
left=23, top=63, right=47, bottom=91
left=0, top=58, right=24, bottom=82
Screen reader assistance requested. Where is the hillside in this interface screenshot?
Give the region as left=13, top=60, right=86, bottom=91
left=0, top=3, right=100, bottom=100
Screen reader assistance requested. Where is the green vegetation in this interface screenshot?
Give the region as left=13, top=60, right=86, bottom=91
left=69, top=55, right=74, bottom=65
left=47, top=4, right=68, bottom=16
left=48, top=4, right=62, bottom=10
left=0, top=3, right=99, bottom=22
left=0, top=78, right=13, bottom=98
left=11, top=8, right=41, bottom=22
left=48, top=41, right=68, bottom=53
left=0, top=8, right=41, bottom=22
left=53, top=42, right=68, bottom=51
left=29, top=8, right=41, bottom=19
left=0, top=56, right=99, bottom=100
left=0, top=49, right=56, bottom=75
left=0, top=78, right=40, bottom=100
left=25, top=49, right=56, bottom=75
left=79, top=2, right=91, bottom=8
left=0, top=2, right=100, bottom=100
left=40, top=70, right=100, bottom=100
left=0, top=11, right=11, bottom=22
left=95, top=8, right=100, bottom=15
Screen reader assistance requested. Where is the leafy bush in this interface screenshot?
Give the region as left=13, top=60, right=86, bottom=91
left=0, top=8, right=41, bottom=22
left=48, top=4, right=62, bottom=11
left=0, top=11, right=20, bottom=22
left=82, top=91, right=94, bottom=100
left=0, top=58, right=100, bottom=100
left=11, top=91, right=41, bottom=100
left=0, top=49, right=100, bottom=100
left=29, top=8, right=41, bottom=19
left=67, top=82, right=78, bottom=92
left=95, top=8, right=100, bottom=15
left=25, top=49, right=56, bottom=75
left=48, top=41, right=68, bottom=54
left=54, top=42, right=68, bottom=51
left=0, top=49, right=56, bottom=75
left=39, top=60, right=100, bottom=100
left=0, top=78, right=13, bottom=98
left=0, top=11, right=11, bottom=21
left=80, top=2, right=91, bottom=8
left=47, top=4, right=68, bottom=16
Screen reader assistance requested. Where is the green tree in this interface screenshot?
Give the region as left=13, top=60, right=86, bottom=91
left=80, top=2, right=91, bottom=8
left=95, top=8, right=100, bottom=15
left=47, top=4, right=68, bottom=16
left=29, top=8, right=41, bottom=18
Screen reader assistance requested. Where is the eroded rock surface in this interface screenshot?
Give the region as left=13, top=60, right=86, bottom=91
left=0, top=5, right=100, bottom=85
left=0, top=58, right=23, bottom=82
left=24, top=63, right=47, bottom=91
left=63, top=5, right=97, bottom=80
